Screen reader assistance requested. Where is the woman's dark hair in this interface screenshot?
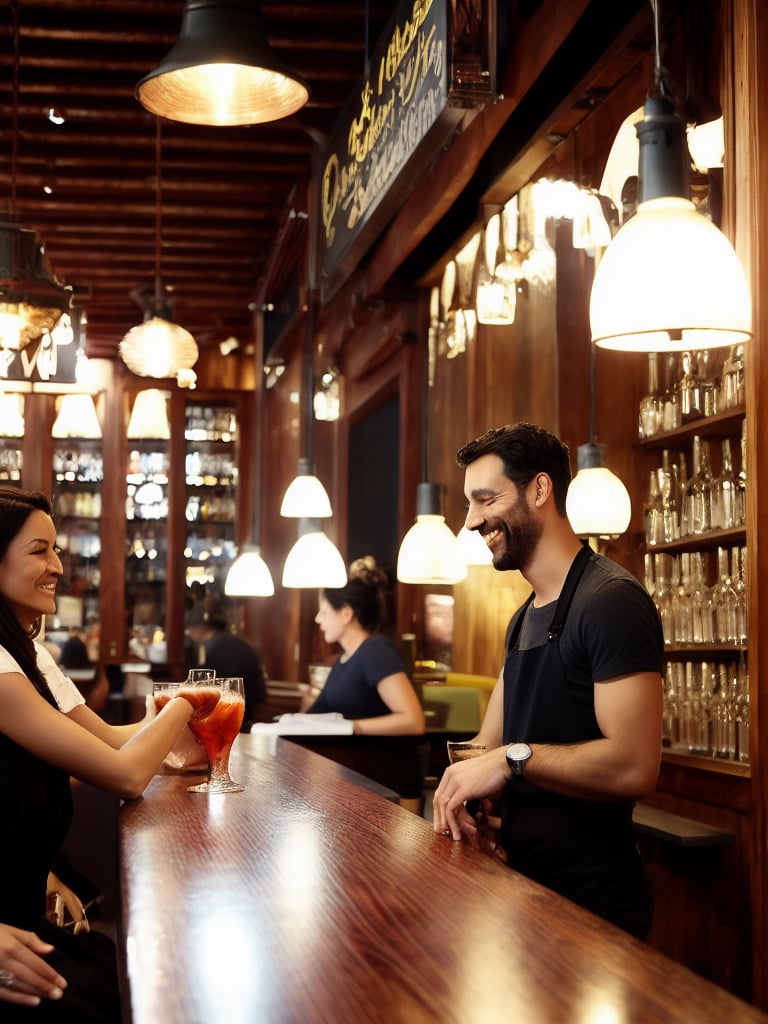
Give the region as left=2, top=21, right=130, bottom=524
left=0, top=487, right=57, bottom=705
left=321, top=556, right=388, bottom=633
left=455, top=422, right=572, bottom=516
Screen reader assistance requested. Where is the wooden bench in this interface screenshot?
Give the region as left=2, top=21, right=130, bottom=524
left=632, top=803, right=736, bottom=848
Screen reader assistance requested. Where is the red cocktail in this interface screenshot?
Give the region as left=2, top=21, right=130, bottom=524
left=182, top=677, right=245, bottom=793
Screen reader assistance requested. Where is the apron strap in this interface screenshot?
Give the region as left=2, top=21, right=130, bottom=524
left=546, top=542, right=592, bottom=642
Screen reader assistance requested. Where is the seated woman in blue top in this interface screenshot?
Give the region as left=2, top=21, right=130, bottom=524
left=306, top=558, right=425, bottom=737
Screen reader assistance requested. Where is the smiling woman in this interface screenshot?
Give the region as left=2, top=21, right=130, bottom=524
left=0, top=486, right=234, bottom=1020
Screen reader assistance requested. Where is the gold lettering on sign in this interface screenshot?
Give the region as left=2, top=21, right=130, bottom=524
left=320, top=0, right=443, bottom=252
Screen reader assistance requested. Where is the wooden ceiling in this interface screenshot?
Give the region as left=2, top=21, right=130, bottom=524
left=0, top=0, right=393, bottom=358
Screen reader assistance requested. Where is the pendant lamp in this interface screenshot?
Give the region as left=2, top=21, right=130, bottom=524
left=127, top=389, right=171, bottom=440
left=0, top=392, right=25, bottom=437
left=136, top=0, right=310, bottom=127
left=282, top=518, right=347, bottom=589
left=225, top=361, right=274, bottom=597
left=0, top=0, right=71, bottom=352
left=566, top=344, right=631, bottom=540
left=280, top=290, right=333, bottom=519
left=119, top=120, right=199, bottom=388
left=396, top=341, right=466, bottom=585
left=590, top=0, right=751, bottom=352
left=52, top=394, right=102, bottom=439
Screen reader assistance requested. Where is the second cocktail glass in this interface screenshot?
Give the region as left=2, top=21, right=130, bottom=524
left=182, top=675, right=246, bottom=794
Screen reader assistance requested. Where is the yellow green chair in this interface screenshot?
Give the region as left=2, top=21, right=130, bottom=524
left=444, top=673, right=498, bottom=720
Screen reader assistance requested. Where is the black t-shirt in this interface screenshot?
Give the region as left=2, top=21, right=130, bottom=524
left=307, top=635, right=406, bottom=720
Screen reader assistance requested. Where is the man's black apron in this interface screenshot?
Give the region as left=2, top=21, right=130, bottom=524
left=500, top=544, right=654, bottom=939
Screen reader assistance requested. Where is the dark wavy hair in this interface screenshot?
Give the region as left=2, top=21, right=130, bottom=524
left=0, top=487, right=57, bottom=705
left=455, top=422, right=572, bottom=516
left=321, top=556, right=389, bottom=633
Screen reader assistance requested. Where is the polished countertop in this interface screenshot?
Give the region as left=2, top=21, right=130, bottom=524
left=118, top=735, right=767, bottom=1024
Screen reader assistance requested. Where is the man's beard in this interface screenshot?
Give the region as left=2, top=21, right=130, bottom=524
left=487, top=499, right=542, bottom=572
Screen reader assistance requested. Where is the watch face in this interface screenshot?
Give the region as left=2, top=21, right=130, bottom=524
left=508, top=743, right=531, bottom=761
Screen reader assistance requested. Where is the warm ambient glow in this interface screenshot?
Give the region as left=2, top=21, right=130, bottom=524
left=282, top=522, right=347, bottom=589
left=136, top=1, right=309, bottom=127
left=225, top=547, right=275, bottom=597
left=52, top=394, right=102, bottom=439
left=0, top=225, right=71, bottom=351
left=456, top=525, right=493, bottom=566
left=0, top=392, right=24, bottom=437
left=280, top=458, right=332, bottom=518
left=566, top=444, right=632, bottom=539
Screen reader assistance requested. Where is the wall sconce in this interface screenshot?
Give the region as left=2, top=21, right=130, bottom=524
left=589, top=0, right=751, bottom=352
left=476, top=212, right=516, bottom=325
left=313, top=365, right=340, bottom=422
left=136, top=0, right=310, bottom=127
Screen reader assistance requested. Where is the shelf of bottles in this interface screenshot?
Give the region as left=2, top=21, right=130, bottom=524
left=51, top=438, right=103, bottom=629
left=184, top=402, right=238, bottom=598
left=125, top=439, right=169, bottom=655
left=637, top=345, right=749, bottom=768
left=0, top=438, right=23, bottom=483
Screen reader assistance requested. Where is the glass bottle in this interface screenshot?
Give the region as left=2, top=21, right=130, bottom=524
left=659, top=449, right=680, bottom=543
left=661, top=352, right=681, bottom=431
left=735, top=418, right=747, bottom=527
left=678, top=350, right=702, bottom=422
left=644, top=468, right=664, bottom=546
left=711, top=438, right=737, bottom=531
left=736, top=654, right=750, bottom=764
left=697, top=349, right=717, bottom=418
left=690, top=551, right=714, bottom=644
left=712, top=546, right=738, bottom=644
left=653, top=553, right=674, bottom=645
left=671, top=553, right=692, bottom=645
left=638, top=352, right=662, bottom=439
left=683, top=435, right=713, bottom=536
left=731, top=545, right=748, bottom=645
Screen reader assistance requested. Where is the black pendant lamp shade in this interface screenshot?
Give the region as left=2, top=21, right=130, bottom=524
left=0, top=222, right=71, bottom=350
left=136, top=0, right=310, bottom=127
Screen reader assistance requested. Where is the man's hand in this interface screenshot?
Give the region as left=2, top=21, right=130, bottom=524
left=432, top=747, right=508, bottom=841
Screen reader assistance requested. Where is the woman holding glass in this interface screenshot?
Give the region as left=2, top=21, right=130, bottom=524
left=0, top=488, right=214, bottom=1020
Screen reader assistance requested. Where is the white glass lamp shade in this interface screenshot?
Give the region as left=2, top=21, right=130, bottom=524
left=456, top=525, right=493, bottom=566
left=127, top=389, right=171, bottom=440
left=590, top=197, right=752, bottom=352
left=282, top=525, right=347, bottom=589
left=566, top=447, right=632, bottom=539
left=591, top=96, right=751, bottom=352
left=136, top=0, right=310, bottom=127
left=120, top=317, right=199, bottom=387
left=225, top=547, right=275, bottom=597
left=397, top=514, right=468, bottom=584
left=52, top=394, right=102, bottom=439
left=0, top=393, right=25, bottom=437
left=280, top=457, right=332, bottom=518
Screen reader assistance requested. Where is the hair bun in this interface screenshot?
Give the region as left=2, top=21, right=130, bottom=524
left=349, top=555, right=387, bottom=589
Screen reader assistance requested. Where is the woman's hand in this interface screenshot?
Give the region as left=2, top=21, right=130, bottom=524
left=176, top=687, right=220, bottom=719
left=0, top=923, right=67, bottom=1006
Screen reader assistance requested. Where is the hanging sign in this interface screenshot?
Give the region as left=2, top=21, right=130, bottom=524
left=316, top=0, right=496, bottom=300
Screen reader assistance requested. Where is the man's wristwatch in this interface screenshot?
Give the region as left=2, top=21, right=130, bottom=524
left=505, top=742, right=532, bottom=778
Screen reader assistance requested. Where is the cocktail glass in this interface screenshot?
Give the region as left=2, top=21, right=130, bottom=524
left=182, top=676, right=245, bottom=794
left=152, top=681, right=179, bottom=714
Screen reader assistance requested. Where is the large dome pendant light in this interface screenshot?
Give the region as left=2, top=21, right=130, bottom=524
left=136, top=0, right=310, bottom=127
left=589, top=0, right=751, bottom=353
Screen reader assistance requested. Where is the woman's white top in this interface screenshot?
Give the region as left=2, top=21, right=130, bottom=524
left=0, top=641, right=86, bottom=713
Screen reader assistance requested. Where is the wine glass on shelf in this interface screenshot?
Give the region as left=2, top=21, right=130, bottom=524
left=181, top=676, right=246, bottom=794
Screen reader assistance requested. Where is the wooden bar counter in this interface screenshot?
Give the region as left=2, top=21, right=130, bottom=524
left=118, top=735, right=766, bottom=1024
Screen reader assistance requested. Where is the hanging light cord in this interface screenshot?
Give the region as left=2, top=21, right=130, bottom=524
left=154, top=117, right=163, bottom=316
left=649, top=0, right=672, bottom=99
left=9, top=0, right=20, bottom=218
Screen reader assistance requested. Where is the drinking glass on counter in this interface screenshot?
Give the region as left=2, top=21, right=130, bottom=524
left=447, top=740, right=487, bottom=764
left=152, top=681, right=179, bottom=713
left=180, top=675, right=246, bottom=794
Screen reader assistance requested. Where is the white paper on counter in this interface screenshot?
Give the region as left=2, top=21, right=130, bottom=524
left=250, top=713, right=354, bottom=736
